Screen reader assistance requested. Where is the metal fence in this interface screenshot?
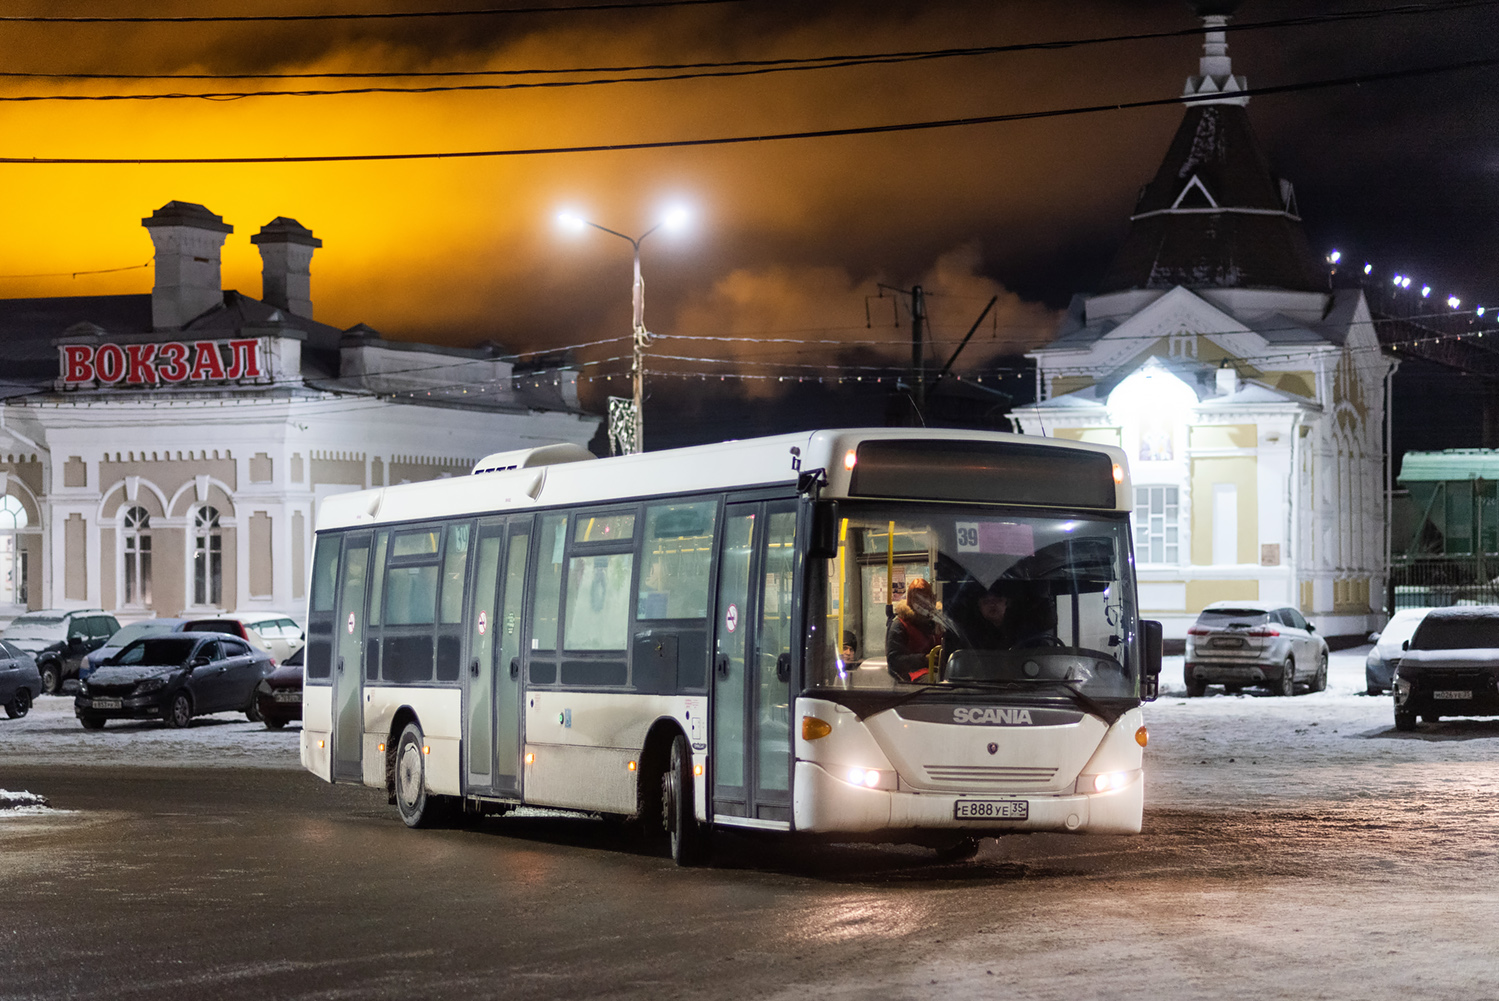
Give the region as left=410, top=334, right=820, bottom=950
left=1389, top=556, right=1499, bottom=610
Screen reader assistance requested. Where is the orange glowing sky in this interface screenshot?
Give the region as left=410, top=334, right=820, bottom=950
left=0, top=0, right=1496, bottom=395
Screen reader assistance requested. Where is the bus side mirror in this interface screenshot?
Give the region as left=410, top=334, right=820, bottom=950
left=808, top=500, right=839, bottom=560
left=1141, top=619, right=1163, bottom=702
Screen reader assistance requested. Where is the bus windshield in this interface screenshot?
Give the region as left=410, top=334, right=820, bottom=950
left=807, top=505, right=1139, bottom=700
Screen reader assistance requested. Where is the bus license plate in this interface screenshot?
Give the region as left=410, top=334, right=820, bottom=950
left=954, top=799, right=1027, bottom=821
left=274, top=691, right=302, bottom=703
left=1434, top=690, right=1473, bottom=700
left=91, top=698, right=122, bottom=710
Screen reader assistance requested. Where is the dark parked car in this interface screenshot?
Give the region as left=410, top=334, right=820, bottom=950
left=1184, top=601, right=1329, bottom=696
left=74, top=632, right=274, bottom=729
left=3, top=609, right=120, bottom=694
left=0, top=639, right=42, bottom=718
left=1394, top=606, right=1499, bottom=731
left=81, top=618, right=189, bottom=681
left=254, top=645, right=302, bottom=730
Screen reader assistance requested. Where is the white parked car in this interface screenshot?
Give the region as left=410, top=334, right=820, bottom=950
left=1365, top=608, right=1432, bottom=695
left=225, top=612, right=305, bottom=662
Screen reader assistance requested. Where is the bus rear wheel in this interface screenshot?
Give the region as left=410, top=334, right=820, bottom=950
left=661, top=733, right=709, bottom=866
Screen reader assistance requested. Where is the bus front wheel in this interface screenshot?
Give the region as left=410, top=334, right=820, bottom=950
left=395, top=722, right=441, bottom=829
left=662, top=733, right=709, bottom=866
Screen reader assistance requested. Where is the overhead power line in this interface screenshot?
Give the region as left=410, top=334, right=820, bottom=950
left=0, top=0, right=749, bottom=23
left=0, top=1, right=1494, bottom=94
left=3, top=55, right=1494, bottom=164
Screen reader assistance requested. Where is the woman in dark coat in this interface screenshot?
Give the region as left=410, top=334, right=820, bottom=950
left=886, top=578, right=943, bottom=682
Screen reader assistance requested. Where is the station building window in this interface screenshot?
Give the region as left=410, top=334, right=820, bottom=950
left=0, top=495, right=27, bottom=605
left=193, top=505, right=223, bottom=607
left=123, top=505, right=152, bottom=607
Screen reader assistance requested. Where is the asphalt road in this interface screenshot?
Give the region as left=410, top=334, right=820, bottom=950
left=5, top=760, right=1499, bottom=1001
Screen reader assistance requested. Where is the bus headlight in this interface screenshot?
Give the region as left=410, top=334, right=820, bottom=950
left=845, top=767, right=894, bottom=790
left=1077, top=770, right=1135, bottom=794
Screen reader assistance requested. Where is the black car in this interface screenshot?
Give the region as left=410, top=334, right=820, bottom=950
left=3, top=609, right=120, bottom=694
left=74, top=632, right=274, bottom=729
left=1394, top=606, right=1499, bottom=731
left=254, top=645, right=302, bottom=730
left=0, top=639, right=42, bottom=718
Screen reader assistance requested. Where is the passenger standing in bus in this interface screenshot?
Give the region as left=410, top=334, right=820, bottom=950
left=886, top=578, right=943, bottom=682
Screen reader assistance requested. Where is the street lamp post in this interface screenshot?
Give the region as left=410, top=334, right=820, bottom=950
left=559, top=208, right=688, bottom=455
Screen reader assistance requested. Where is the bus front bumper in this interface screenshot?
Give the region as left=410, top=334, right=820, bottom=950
left=791, top=760, right=1142, bottom=836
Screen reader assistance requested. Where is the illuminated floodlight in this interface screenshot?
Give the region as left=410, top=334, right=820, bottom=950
left=1422, top=285, right=1432, bottom=298
left=1448, top=296, right=1462, bottom=309
left=1393, top=274, right=1404, bottom=285
left=660, top=205, right=691, bottom=233
left=1364, top=263, right=1373, bottom=274
left=1479, top=306, right=1487, bottom=317
left=1402, top=277, right=1412, bottom=288
left=1328, top=250, right=1342, bottom=264
left=556, top=210, right=588, bottom=233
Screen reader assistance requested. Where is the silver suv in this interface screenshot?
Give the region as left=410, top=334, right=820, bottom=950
left=1184, top=601, right=1329, bottom=697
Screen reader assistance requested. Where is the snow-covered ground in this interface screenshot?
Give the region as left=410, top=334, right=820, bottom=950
left=3, top=647, right=1497, bottom=814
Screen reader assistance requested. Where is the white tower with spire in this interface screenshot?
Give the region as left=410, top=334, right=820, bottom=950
left=1183, top=2, right=1249, bottom=106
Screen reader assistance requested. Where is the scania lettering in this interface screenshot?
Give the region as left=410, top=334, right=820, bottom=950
left=302, top=429, right=1162, bottom=865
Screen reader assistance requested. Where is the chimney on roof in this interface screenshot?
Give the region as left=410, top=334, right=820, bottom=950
left=142, top=201, right=233, bottom=331
left=251, top=217, right=322, bottom=319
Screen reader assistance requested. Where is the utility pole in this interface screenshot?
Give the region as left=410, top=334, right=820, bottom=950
left=910, top=285, right=927, bottom=415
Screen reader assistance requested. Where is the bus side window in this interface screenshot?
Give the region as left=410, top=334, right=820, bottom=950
left=383, top=527, right=441, bottom=683
left=305, top=536, right=340, bottom=682
left=529, top=514, right=567, bottom=684
left=636, top=502, right=716, bottom=621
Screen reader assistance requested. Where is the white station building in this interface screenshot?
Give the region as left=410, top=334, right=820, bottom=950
left=0, top=201, right=596, bottom=625
left=1010, top=11, right=1392, bottom=641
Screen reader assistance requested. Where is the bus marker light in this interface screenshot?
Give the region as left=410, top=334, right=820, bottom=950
left=1112, top=463, right=1124, bottom=484
left=422, top=745, right=431, bottom=755
left=525, top=752, right=535, bottom=765
left=802, top=716, right=832, bottom=740
left=378, top=743, right=385, bottom=753
left=843, top=449, right=857, bottom=470
left=694, top=764, right=703, bottom=777
left=317, top=739, right=325, bottom=748
left=627, top=760, right=637, bottom=771
left=1135, top=726, right=1148, bottom=747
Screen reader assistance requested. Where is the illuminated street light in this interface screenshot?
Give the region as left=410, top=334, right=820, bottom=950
left=1422, top=286, right=1431, bottom=298
left=1327, top=250, right=1341, bottom=264
left=1448, top=296, right=1461, bottom=309
left=556, top=206, right=691, bottom=454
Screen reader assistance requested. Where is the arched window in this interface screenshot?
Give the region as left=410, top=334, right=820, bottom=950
left=123, top=505, right=152, bottom=607
left=193, top=505, right=222, bottom=607
left=0, top=495, right=27, bottom=606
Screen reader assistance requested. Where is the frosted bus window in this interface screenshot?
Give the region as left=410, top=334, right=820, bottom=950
left=637, top=502, right=716, bottom=620
left=385, top=564, right=438, bottom=626
left=439, top=523, right=470, bottom=624
left=564, top=553, right=634, bottom=651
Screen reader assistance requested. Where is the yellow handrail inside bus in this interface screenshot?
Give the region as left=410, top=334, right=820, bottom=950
left=887, top=520, right=895, bottom=619
left=837, top=518, right=848, bottom=665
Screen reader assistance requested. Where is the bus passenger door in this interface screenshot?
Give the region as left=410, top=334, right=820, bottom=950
left=332, top=531, right=372, bottom=783
left=463, top=521, right=507, bottom=797
left=712, top=500, right=797, bottom=825
left=462, top=518, right=530, bottom=800
left=493, top=520, right=530, bottom=798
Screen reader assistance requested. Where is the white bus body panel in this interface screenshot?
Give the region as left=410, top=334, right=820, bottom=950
left=301, top=685, right=333, bottom=780
left=524, top=690, right=707, bottom=818
left=315, top=429, right=1132, bottom=533
left=793, top=698, right=1144, bottom=835
left=363, top=687, right=463, bottom=795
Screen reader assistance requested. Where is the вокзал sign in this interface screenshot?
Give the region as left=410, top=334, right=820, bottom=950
left=59, top=338, right=265, bottom=387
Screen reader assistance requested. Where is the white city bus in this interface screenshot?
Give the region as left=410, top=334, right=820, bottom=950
left=302, top=429, right=1161, bottom=864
